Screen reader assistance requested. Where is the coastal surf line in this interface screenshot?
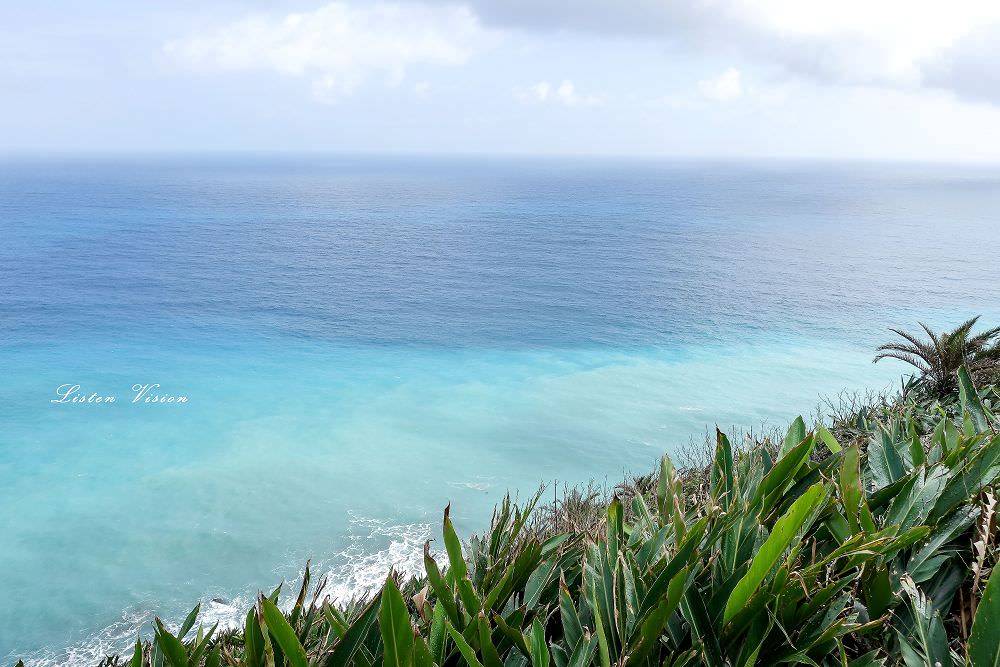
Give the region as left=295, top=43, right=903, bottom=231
left=50, top=383, right=189, bottom=404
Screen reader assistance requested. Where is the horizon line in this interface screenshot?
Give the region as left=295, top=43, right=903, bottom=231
left=2, top=149, right=1000, bottom=168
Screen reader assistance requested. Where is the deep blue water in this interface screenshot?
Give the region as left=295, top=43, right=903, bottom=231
left=1, top=156, right=999, bottom=664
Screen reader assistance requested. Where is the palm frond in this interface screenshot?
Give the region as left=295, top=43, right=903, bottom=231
left=877, top=317, right=998, bottom=397
left=873, top=350, right=929, bottom=372
left=968, top=326, right=1000, bottom=348
left=887, top=327, right=933, bottom=353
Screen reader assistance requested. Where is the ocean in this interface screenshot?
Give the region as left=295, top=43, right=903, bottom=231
left=1, top=155, right=999, bottom=664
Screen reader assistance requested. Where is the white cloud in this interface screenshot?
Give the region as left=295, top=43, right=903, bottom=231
left=161, top=1, right=1000, bottom=107
left=726, top=0, right=1000, bottom=94
left=445, top=0, right=1000, bottom=105
left=514, top=79, right=603, bottom=106
left=516, top=81, right=552, bottom=103
left=698, top=67, right=742, bottom=102
left=660, top=69, right=788, bottom=110
left=165, top=2, right=495, bottom=102
left=412, top=81, right=432, bottom=98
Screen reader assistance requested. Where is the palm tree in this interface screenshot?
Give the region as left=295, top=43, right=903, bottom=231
left=874, top=316, right=1000, bottom=396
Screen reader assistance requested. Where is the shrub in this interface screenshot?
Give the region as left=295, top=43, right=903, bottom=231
left=875, top=317, right=1000, bottom=397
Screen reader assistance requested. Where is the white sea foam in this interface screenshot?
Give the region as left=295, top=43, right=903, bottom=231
left=16, top=516, right=431, bottom=667
left=18, top=613, right=140, bottom=667
left=447, top=481, right=492, bottom=491
left=316, top=515, right=433, bottom=602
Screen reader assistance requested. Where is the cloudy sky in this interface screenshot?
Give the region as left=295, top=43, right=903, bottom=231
left=4, top=0, right=1000, bottom=160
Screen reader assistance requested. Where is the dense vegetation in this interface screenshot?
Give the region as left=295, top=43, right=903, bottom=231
left=17, top=332, right=1000, bottom=667
left=875, top=316, right=1000, bottom=397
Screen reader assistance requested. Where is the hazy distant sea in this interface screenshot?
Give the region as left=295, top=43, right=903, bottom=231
left=2, top=156, right=999, bottom=664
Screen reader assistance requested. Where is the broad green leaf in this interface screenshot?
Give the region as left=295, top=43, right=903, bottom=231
left=849, top=649, right=884, bottom=667
left=477, top=613, right=505, bottom=667
left=631, top=493, right=658, bottom=538
left=567, top=636, right=597, bottom=667
left=189, top=623, right=217, bottom=666
left=607, top=497, right=623, bottom=563
left=559, top=578, right=584, bottom=651
left=656, top=456, right=677, bottom=526
left=380, top=576, right=415, bottom=667
left=877, top=526, right=931, bottom=559
left=590, top=588, right=610, bottom=667
left=817, top=427, right=842, bottom=454
left=584, top=544, right=620, bottom=663
left=178, top=604, right=201, bottom=640
left=896, top=631, right=925, bottom=667
left=868, top=429, right=905, bottom=489
left=724, top=483, right=827, bottom=625
left=636, top=518, right=707, bottom=618
left=414, top=634, right=435, bottom=667
left=458, top=577, right=483, bottom=617
left=494, top=610, right=530, bottom=658
left=931, top=419, right=948, bottom=456
left=943, top=419, right=961, bottom=455
left=424, top=542, right=461, bottom=629
left=551, top=645, right=568, bottom=667
left=825, top=510, right=852, bottom=544
left=900, top=578, right=950, bottom=667
left=261, top=596, right=309, bottom=667
left=443, top=505, right=468, bottom=582
left=325, top=594, right=382, bottom=667
left=291, top=562, right=311, bottom=626
left=540, top=533, right=571, bottom=557
left=929, top=434, right=1000, bottom=522
left=154, top=619, right=189, bottom=667
left=429, top=603, right=447, bottom=665
left=151, top=637, right=163, bottom=667
left=446, top=622, right=484, bottom=667
left=130, top=639, right=143, bottom=667
left=778, top=415, right=806, bottom=459
left=244, top=608, right=264, bottom=667
left=861, top=565, right=892, bottom=619
left=969, top=566, right=1000, bottom=667
left=483, top=562, right=514, bottom=612
left=908, top=433, right=926, bottom=467
left=780, top=416, right=807, bottom=458
left=959, top=366, right=990, bottom=434
left=906, top=507, right=977, bottom=583
left=530, top=619, right=550, bottom=667
left=755, top=434, right=815, bottom=507
left=840, top=446, right=875, bottom=534
left=255, top=608, right=278, bottom=667
left=885, top=465, right=950, bottom=531
left=679, top=590, right=724, bottom=667
left=711, top=429, right=735, bottom=501
left=626, top=567, right=688, bottom=666
left=323, top=602, right=348, bottom=641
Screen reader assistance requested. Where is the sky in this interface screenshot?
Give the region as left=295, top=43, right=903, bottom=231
left=4, top=0, right=1000, bottom=160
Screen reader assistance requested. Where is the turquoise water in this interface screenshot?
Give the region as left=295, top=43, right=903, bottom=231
left=1, top=156, right=999, bottom=663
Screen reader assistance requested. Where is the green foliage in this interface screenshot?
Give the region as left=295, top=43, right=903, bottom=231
left=58, top=367, right=1000, bottom=667
left=875, top=316, right=1000, bottom=396
left=968, top=566, right=1000, bottom=667
left=379, top=576, right=414, bottom=667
